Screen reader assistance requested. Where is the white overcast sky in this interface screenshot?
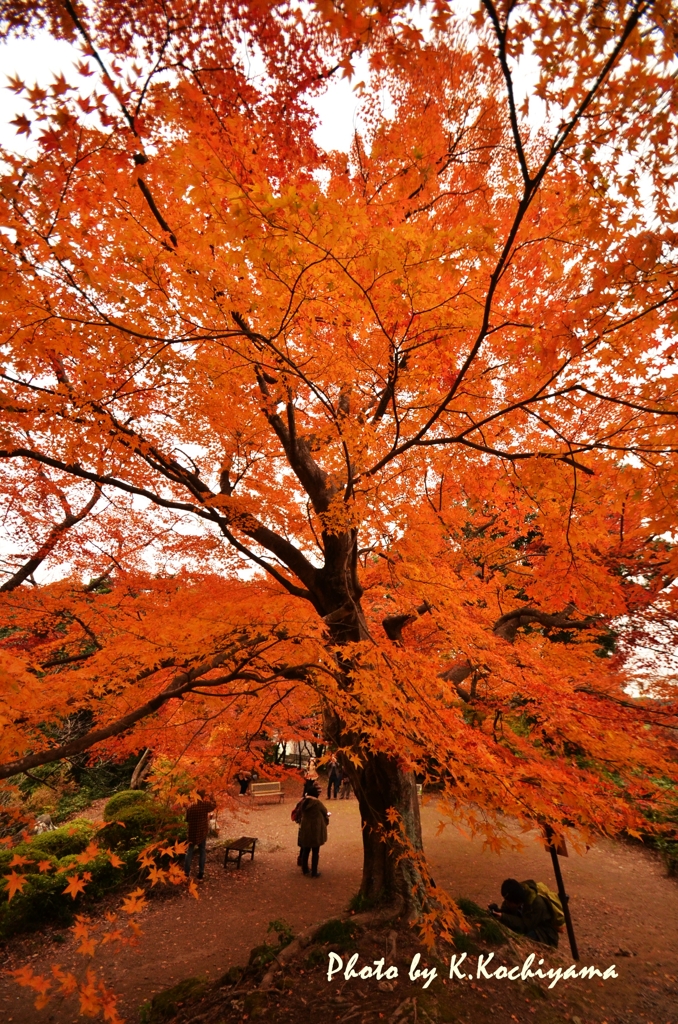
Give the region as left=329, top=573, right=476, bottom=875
left=0, top=32, right=369, bottom=155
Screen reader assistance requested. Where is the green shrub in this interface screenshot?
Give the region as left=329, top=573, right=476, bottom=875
left=0, top=819, right=95, bottom=874
left=218, top=966, right=243, bottom=987
left=304, top=946, right=327, bottom=968
left=0, top=833, right=146, bottom=940
left=103, top=789, right=152, bottom=821
left=0, top=872, right=76, bottom=936
left=267, top=918, right=294, bottom=947
left=248, top=943, right=278, bottom=970
left=477, top=916, right=507, bottom=944
left=99, top=802, right=183, bottom=850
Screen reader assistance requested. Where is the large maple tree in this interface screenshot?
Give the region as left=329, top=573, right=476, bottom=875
left=2, top=0, right=678, bottom=912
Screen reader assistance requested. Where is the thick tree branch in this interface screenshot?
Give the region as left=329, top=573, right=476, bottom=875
left=0, top=653, right=315, bottom=780
left=438, top=604, right=600, bottom=701
left=382, top=600, right=432, bottom=642
left=0, top=446, right=319, bottom=600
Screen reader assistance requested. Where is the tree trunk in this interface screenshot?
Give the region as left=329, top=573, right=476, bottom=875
left=353, top=752, right=424, bottom=909
left=324, top=704, right=426, bottom=915
left=131, top=748, right=152, bottom=789
left=312, top=537, right=429, bottom=916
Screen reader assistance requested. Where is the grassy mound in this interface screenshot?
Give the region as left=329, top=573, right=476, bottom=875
left=103, top=789, right=153, bottom=821
left=99, top=797, right=184, bottom=850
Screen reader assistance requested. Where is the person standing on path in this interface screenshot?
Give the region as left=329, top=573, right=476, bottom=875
left=297, top=783, right=329, bottom=878
left=326, top=759, right=341, bottom=800
left=184, top=790, right=216, bottom=881
left=339, top=767, right=352, bottom=799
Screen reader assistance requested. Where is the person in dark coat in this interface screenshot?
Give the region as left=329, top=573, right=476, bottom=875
left=297, top=783, right=329, bottom=877
left=184, top=790, right=216, bottom=880
left=326, top=759, right=341, bottom=800
left=235, top=771, right=251, bottom=796
left=490, top=878, right=559, bottom=947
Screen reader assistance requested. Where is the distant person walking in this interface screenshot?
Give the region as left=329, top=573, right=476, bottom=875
left=339, top=768, right=352, bottom=800
left=326, top=759, right=341, bottom=800
left=184, top=790, right=216, bottom=881
left=296, top=782, right=329, bottom=878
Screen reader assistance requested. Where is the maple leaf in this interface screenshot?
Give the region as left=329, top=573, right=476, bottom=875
left=146, top=864, right=166, bottom=886
left=3, top=870, right=27, bottom=900
left=63, top=873, right=88, bottom=899
left=50, top=73, right=70, bottom=96
left=100, top=983, right=123, bottom=1023
left=11, top=964, right=51, bottom=1005
left=37, top=859, right=53, bottom=873
left=52, top=965, right=78, bottom=995
left=75, top=841, right=100, bottom=865
left=10, top=964, right=38, bottom=987
left=187, top=878, right=200, bottom=900
left=10, top=114, right=31, bottom=136
left=121, top=888, right=147, bottom=914
left=107, top=850, right=124, bottom=868
left=78, top=969, right=101, bottom=1016
left=137, top=849, right=156, bottom=869
left=78, top=935, right=98, bottom=956
left=167, top=862, right=186, bottom=885
left=6, top=73, right=25, bottom=93
left=9, top=853, right=33, bottom=868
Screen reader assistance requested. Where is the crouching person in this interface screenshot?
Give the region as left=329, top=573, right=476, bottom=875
left=489, top=878, right=560, bottom=947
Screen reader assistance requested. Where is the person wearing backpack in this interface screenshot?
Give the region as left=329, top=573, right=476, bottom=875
left=489, top=878, right=561, bottom=947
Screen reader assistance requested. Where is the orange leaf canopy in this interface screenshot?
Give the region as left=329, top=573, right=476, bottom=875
left=0, top=0, right=677, bottom=861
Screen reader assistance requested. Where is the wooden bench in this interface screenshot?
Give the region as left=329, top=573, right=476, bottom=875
left=223, top=836, right=257, bottom=869
left=249, top=781, right=284, bottom=803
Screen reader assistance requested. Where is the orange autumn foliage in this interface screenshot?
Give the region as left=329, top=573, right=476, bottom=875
left=0, top=0, right=677, bottom=930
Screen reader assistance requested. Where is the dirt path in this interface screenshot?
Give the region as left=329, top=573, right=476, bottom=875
left=1, top=789, right=677, bottom=1023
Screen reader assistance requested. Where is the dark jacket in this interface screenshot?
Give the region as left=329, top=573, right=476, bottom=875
left=185, top=797, right=216, bottom=845
left=499, top=879, right=559, bottom=947
left=297, top=796, right=329, bottom=848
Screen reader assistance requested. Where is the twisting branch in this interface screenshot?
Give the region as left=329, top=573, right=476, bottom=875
left=492, top=604, right=599, bottom=642
left=0, top=484, right=100, bottom=593
left=0, top=652, right=318, bottom=780
left=438, top=604, right=600, bottom=701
